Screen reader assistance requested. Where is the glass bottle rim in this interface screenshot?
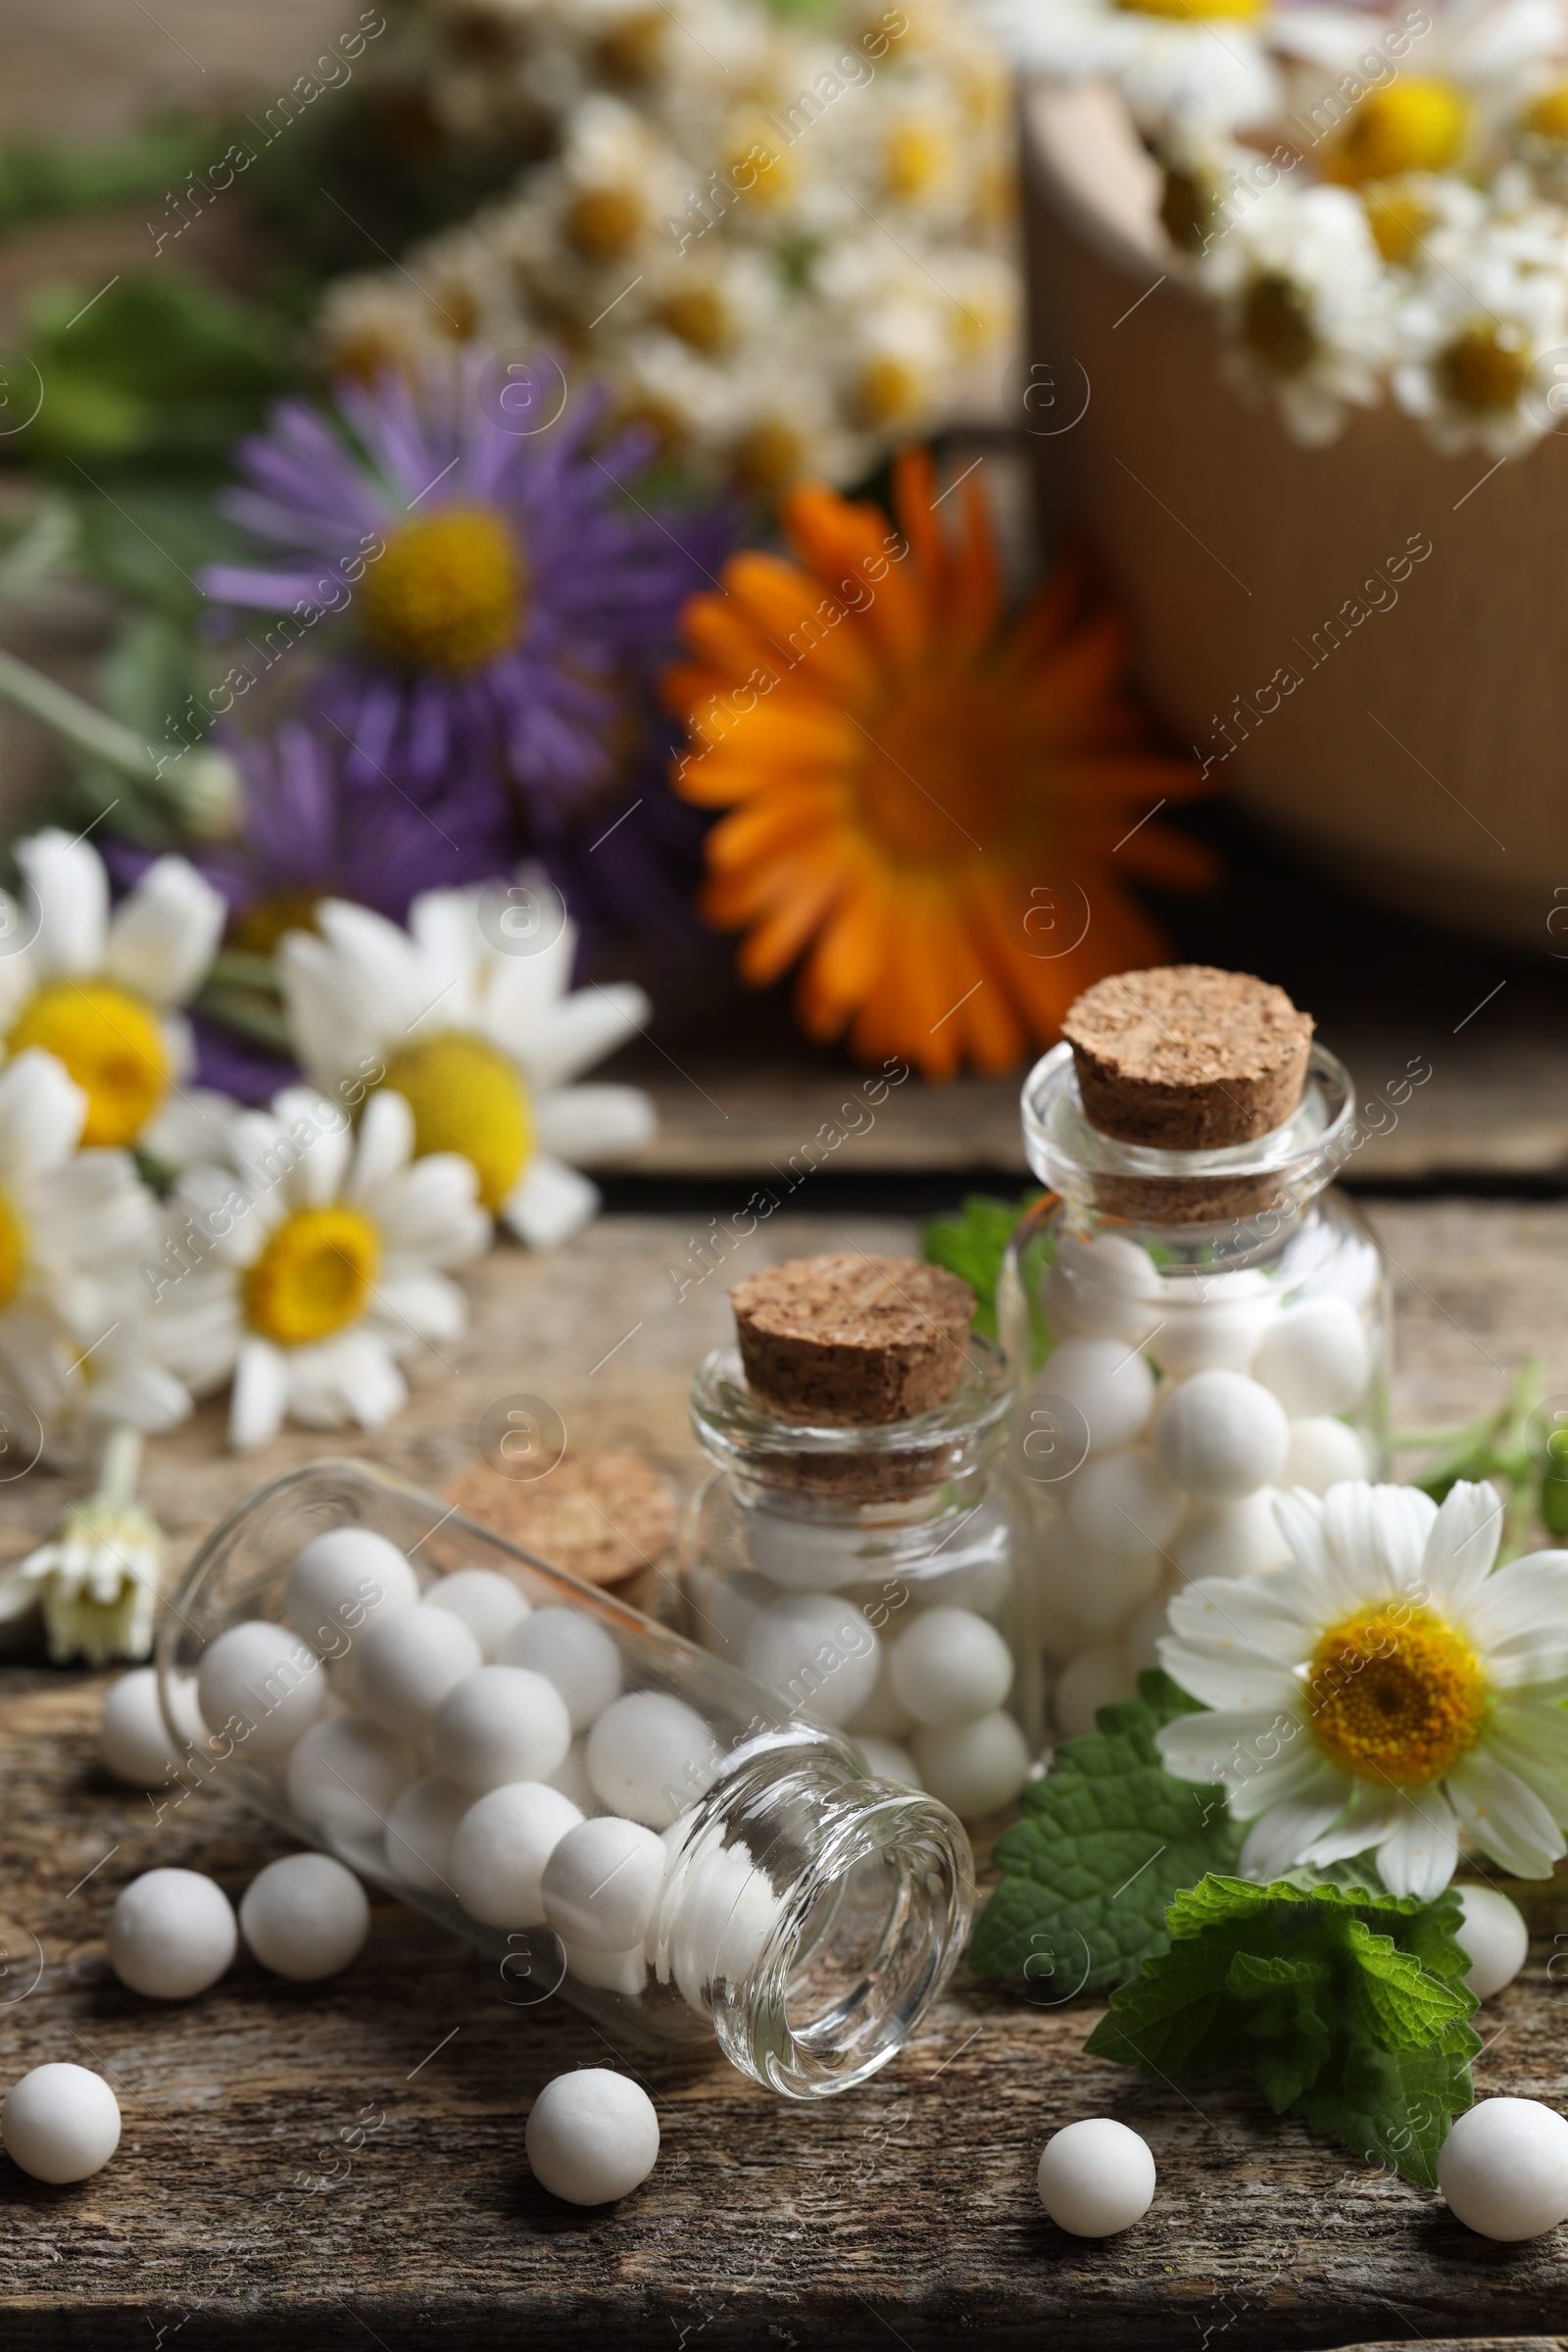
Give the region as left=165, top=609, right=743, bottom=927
left=1019, top=1039, right=1355, bottom=1198
left=690, top=1336, right=1011, bottom=1470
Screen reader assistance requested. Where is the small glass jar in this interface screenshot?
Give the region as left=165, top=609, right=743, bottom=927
left=1002, top=1041, right=1391, bottom=1740
left=157, top=1459, right=972, bottom=2100
left=679, top=1338, right=1042, bottom=1821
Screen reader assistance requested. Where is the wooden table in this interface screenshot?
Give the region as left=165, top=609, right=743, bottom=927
left=5, top=1201, right=1568, bottom=2350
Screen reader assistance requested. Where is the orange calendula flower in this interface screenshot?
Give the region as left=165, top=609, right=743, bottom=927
left=664, top=448, right=1213, bottom=1081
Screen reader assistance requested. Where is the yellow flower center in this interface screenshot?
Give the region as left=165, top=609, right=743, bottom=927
left=1241, top=271, right=1317, bottom=376
left=243, top=1204, right=381, bottom=1348
left=1437, top=322, right=1532, bottom=414
left=658, top=286, right=733, bottom=353
left=854, top=356, right=926, bottom=429
left=858, top=678, right=1011, bottom=863
left=1361, top=179, right=1436, bottom=265
left=1323, top=80, right=1469, bottom=186
left=597, top=11, right=666, bottom=84
left=1117, top=0, right=1263, bottom=19
left=8, top=979, right=170, bottom=1148
left=360, top=508, right=523, bottom=675
left=380, top=1032, right=531, bottom=1211
left=1525, top=81, right=1568, bottom=140
left=883, top=122, right=951, bottom=198
left=228, top=890, right=323, bottom=956
left=733, top=417, right=807, bottom=496
left=0, top=1190, right=26, bottom=1312
left=1308, top=1603, right=1488, bottom=1787
left=565, top=186, right=645, bottom=262
left=1160, top=164, right=1217, bottom=253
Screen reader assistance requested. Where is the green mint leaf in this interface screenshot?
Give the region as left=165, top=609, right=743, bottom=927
left=970, top=1677, right=1243, bottom=1992
left=1085, top=1873, right=1480, bottom=2186
left=921, top=1191, right=1044, bottom=1348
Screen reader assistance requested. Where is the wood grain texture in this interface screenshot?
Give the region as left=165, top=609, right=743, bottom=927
left=4, top=1202, right=1568, bottom=2350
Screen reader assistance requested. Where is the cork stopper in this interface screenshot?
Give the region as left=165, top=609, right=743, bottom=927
left=446, top=1448, right=675, bottom=1586
left=730, top=1254, right=975, bottom=1427
left=1061, top=965, right=1313, bottom=1151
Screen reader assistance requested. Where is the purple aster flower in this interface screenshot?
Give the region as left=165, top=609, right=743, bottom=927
left=200, top=349, right=718, bottom=830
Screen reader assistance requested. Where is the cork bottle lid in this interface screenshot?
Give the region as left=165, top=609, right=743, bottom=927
left=730, top=1253, right=975, bottom=1427
left=1061, top=965, right=1314, bottom=1150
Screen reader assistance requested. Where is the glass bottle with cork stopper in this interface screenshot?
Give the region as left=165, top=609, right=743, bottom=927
left=681, top=1251, right=1041, bottom=1821
left=1000, top=964, right=1391, bottom=1740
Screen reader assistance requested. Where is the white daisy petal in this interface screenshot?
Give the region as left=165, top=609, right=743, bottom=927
left=533, top=1083, right=655, bottom=1166
left=1155, top=1636, right=1298, bottom=1715
left=1237, top=1768, right=1353, bottom=1881
left=1463, top=1552, right=1568, bottom=1649
left=230, top=1338, right=289, bottom=1450
left=1372, top=1791, right=1460, bottom=1902
left=1321, top=1482, right=1438, bottom=1607
left=1484, top=1701, right=1568, bottom=1824
left=1298, top=1781, right=1406, bottom=1869
left=501, top=1154, right=601, bottom=1250
left=369, top=1270, right=467, bottom=1345
left=1420, top=1477, right=1505, bottom=1612
left=0, top=1049, right=85, bottom=1179
left=1164, top=1569, right=1322, bottom=1668
left=1271, top=1486, right=1333, bottom=1586
left=140, top=1086, right=240, bottom=1172
left=408, top=889, right=485, bottom=1015
left=1224, top=1733, right=1328, bottom=1823
left=16, top=830, right=108, bottom=976
left=374, top=1156, right=487, bottom=1264
left=103, top=857, right=224, bottom=1008
left=511, top=984, right=650, bottom=1091
left=349, top=1087, right=416, bottom=1198
left=1154, top=1707, right=1281, bottom=1787
left=1447, top=1748, right=1568, bottom=1880
left=270, top=1089, right=354, bottom=1207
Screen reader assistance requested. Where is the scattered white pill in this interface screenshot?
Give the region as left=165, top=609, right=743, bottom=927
left=353, top=1605, right=483, bottom=1736
left=197, top=1620, right=326, bottom=1760
left=526, top=2070, right=661, bottom=2204
left=1281, top=1415, right=1367, bottom=1495
left=109, top=1868, right=238, bottom=2000
left=384, top=1775, right=468, bottom=1895
left=1253, top=1297, right=1371, bottom=1418
left=286, top=1526, right=418, bottom=1650
left=561, top=1938, right=649, bottom=1995
left=1053, top=1647, right=1137, bottom=1740
left=1045, top=1235, right=1162, bottom=1344
left=742, top=1593, right=880, bottom=1727
left=499, top=1608, right=623, bottom=1733
left=451, top=1781, right=583, bottom=1927
left=286, top=1714, right=415, bottom=1842
left=433, top=1665, right=571, bottom=1794
left=1145, top=1297, right=1272, bottom=1378
left=1066, top=1449, right=1184, bottom=1558
left=3, top=2063, right=121, bottom=2183
left=421, top=1566, right=530, bottom=1658
left=240, top=1852, right=369, bottom=1981
left=1455, top=1886, right=1529, bottom=2001
left=910, top=1709, right=1030, bottom=1817
left=586, top=1692, right=719, bottom=1830
left=1034, top=1339, right=1154, bottom=1453
left=889, top=1606, right=1013, bottom=1730
left=1154, top=1370, right=1290, bottom=1503
left=1038, top=2117, right=1156, bottom=2236
left=542, top=1815, right=667, bottom=1951
left=1172, top=1492, right=1288, bottom=1583
left=1438, top=2097, right=1568, bottom=2239
left=100, top=1668, right=205, bottom=1788
left=845, top=1653, right=917, bottom=1740
left=855, top=1737, right=923, bottom=1788
left=549, top=1740, right=598, bottom=1814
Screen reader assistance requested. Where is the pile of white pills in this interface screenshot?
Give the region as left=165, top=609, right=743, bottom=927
left=1031, top=1234, right=1378, bottom=1734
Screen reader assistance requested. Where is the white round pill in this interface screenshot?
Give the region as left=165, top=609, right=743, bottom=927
left=1035, top=1339, right=1154, bottom=1453
left=742, top=1593, right=880, bottom=1727
left=855, top=1737, right=923, bottom=1788
left=100, top=1667, right=205, bottom=1788
left=240, top=1853, right=369, bottom=1981
left=542, top=1815, right=667, bottom=1951
left=1038, top=2117, right=1155, bottom=2236
left=1045, top=1235, right=1161, bottom=1344
left=385, top=1774, right=467, bottom=1895
left=286, top=1525, right=418, bottom=1651
left=1455, top=1885, right=1529, bottom=2000
left=421, top=1566, right=530, bottom=1658
left=1039, top=1521, right=1159, bottom=1635
left=688, top=1564, right=773, bottom=1656
left=109, top=1868, right=237, bottom=1999
left=658, top=1815, right=784, bottom=2009
left=1155, top=1370, right=1290, bottom=1503
left=1054, top=1646, right=1137, bottom=1740
left=846, top=1655, right=916, bottom=1740
left=1172, top=1492, right=1287, bottom=1582
left=1438, top=2097, right=1568, bottom=2239
left=197, top=1620, right=326, bottom=1759
left=3, top=2063, right=121, bottom=2183
left=452, top=1781, right=583, bottom=1927
left=526, top=2070, right=661, bottom=2203
left=889, top=1606, right=1013, bottom=1730
left=587, top=1692, right=719, bottom=1830
left=1145, top=1297, right=1271, bottom=1377
left=1253, top=1297, right=1371, bottom=1418
left=1066, top=1449, right=1184, bottom=1558
left=286, top=1714, right=414, bottom=1842
left=433, top=1666, right=571, bottom=1794
left=353, top=1605, right=482, bottom=1736
left=910, top=1709, right=1030, bottom=1817
left=562, top=1938, right=648, bottom=1995
left=1281, top=1415, right=1367, bottom=1495
left=745, top=1508, right=871, bottom=1592
left=499, top=1608, right=623, bottom=1732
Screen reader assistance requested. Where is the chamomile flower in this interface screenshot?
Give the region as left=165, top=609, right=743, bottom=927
left=0, top=1428, right=168, bottom=1664
left=1157, top=1479, right=1568, bottom=1899
left=1393, top=212, right=1568, bottom=454
left=165, top=1086, right=489, bottom=1450
left=1202, top=182, right=1395, bottom=442
left=278, top=879, right=656, bottom=1248
left=0, top=830, right=224, bottom=1157
left=984, top=0, right=1281, bottom=135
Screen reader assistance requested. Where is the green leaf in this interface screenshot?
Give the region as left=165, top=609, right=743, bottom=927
left=1085, top=1872, right=1480, bottom=2186
left=969, top=1672, right=1243, bottom=1993
left=922, top=1192, right=1043, bottom=1344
